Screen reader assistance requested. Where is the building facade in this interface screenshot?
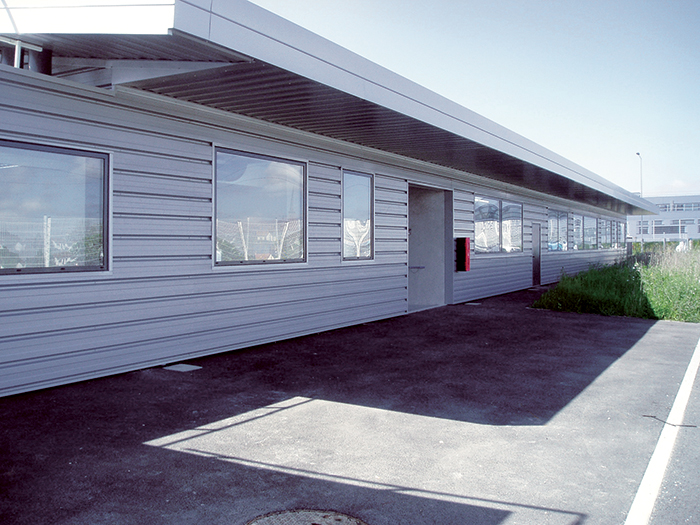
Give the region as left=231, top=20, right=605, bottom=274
left=0, top=1, right=654, bottom=397
left=628, top=195, right=700, bottom=243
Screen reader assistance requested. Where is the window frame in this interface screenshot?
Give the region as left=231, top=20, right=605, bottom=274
left=547, top=209, right=568, bottom=251
left=501, top=200, right=523, bottom=253
left=0, top=138, right=110, bottom=275
left=599, top=219, right=612, bottom=249
left=474, top=196, right=523, bottom=254
left=342, top=170, right=374, bottom=261
left=474, top=195, right=501, bottom=254
left=583, top=216, right=598, bottom=250
left=572, top=214, right=583, bottom=250
left=213, top=148, right=307, bottom=267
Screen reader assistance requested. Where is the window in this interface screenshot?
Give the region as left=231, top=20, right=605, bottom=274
left=0, top=140, right=108, bottom=274
left=474, top=196, right=500, bottom=253
left=548, top=210, right=568, bottom=251
left=474, top=196, right=522, bottom=253
left=572, top=214, right=583, bottom=250
left=501, top=201, right=523, bottom=252
left=613, top=221, right=626, bottom=248
left=215, top=149, right=305, bottom=264
left=618, top=222, right=626, bottom=244
left=583, top=216, right=597, bottom=250
left=599, top=219, right=612, bottom=249
left=343, top=171, right=373, bottom=259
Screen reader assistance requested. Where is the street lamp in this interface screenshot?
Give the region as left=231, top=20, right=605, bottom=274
left=636, top=152, right=643, bottom=197
left=637, top=152, right=644, bottom=250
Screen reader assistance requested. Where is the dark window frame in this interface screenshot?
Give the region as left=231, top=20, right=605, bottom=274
left=0, top=139, right=109, bottom=275
left=342, top=170, right=374, bottom=261
left=214, top=148, right=307, bottom=266
left=547, top=209, right=568, bottom=251
left=474, top=196, right=523, bottom=254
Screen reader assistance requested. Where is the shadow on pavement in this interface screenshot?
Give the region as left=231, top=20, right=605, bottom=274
left=0, top=287, right=649, bottom=524
left=197, top=287, right=657, bottom=426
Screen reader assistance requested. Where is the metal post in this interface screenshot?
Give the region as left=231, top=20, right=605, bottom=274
left=637, top=152, right=643, bottom=252
left=1, top=45, right=14, bottom=65
left=28, top=48, right=52, bottom=74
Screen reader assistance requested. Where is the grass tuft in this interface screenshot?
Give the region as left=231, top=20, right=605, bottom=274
left=533, top=247, right=700, bottom=322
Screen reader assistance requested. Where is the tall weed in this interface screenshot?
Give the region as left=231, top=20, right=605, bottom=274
left=639, top=250, right=700, bottom=322
left=533, top=263, right=655, bottom=318
left=533, top=247, right=700, bottom=322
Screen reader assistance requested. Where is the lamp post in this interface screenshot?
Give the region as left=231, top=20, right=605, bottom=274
left=637, top=152, right=644, bottom=251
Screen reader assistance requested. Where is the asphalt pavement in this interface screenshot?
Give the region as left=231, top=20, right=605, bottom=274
left=1, top=287, right=699, bottom=525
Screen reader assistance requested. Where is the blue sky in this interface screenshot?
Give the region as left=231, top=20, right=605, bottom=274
left=249, top=0, right=699, bottom=198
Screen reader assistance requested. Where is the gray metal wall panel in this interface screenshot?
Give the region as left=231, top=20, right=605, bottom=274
left=454, top=254, right=533, bottom=303
left=453, top=188, right=474, bottom=238
left=375, top=174, right=408, bottom=264
left=0, top=70, right=627, bottom=397
left=541, top=249, right=625, bottom=284
left=0, top=71, right=411, bottom=396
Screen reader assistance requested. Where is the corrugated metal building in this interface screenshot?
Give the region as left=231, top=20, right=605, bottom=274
left=0, top=0, right=655, bottom=397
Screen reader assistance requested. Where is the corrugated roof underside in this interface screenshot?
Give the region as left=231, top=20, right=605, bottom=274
left=127, top=62, right=624, bottom=212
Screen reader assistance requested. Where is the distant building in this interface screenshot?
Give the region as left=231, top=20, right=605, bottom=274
left=627, top=195, right=700, bottom=242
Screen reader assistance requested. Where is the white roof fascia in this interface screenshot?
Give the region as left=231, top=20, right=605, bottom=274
left=0, top=1, right=175, bottom=35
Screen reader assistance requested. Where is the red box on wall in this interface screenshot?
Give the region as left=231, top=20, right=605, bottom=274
left=456, top=237, right=470, bottom=272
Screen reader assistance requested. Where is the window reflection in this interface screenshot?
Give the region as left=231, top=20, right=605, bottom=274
left=474, top=197, right=522, bottom=253
left=548, top=210, right=568, bottom=251
left=215, top=150, right=305, bottom=264
left=343, top=171, right=372, bottom=259
left=474, top=196, right=500, bottom=253
left=502, top=201, right=522, bottom=253
left=0, top=141, right=107, bottom=273
left=583, top=216, right=597, bottom=250
left=572, top=214, right=583, bottom=250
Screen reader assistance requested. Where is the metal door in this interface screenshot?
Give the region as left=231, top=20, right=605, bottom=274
left=532, top=222, right=541, bottom=286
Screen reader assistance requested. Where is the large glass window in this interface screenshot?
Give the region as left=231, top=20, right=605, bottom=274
left=572, top=214, right=583, bottom=250
left=343, top=171, right=373, bottom=260
left=474, top=196, right=522, bottom=253
left=474, top=196, right=500, bottom=253
left=583, top=216, right=597, bottom=250
left=0, top=140, right=108, bottom=274
left=501, top=201, right=523, bottom=252
left=618, top=222, right=626, bottom=246
left=215, top=149, right=305, bottom=264
left=547, top=210, right=568, bottom=251
left=599, top=219, right=612, bottom=249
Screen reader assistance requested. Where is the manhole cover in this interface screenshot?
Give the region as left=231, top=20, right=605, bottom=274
left=246, top=509, right=369, bottom=525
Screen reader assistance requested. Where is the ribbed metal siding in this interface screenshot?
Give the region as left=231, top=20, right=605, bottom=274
left=0, top=71, right=408, bottom=396
left=0, top=69, right=628, bottom=396
left=453, top=196, right=540, bottom=302
left=541, top=249, right=625, bottom=284
left=541, top=208, right=626, bottom=284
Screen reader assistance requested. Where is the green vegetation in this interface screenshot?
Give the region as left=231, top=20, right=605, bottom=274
left=533, top=245, right=700, bottom=323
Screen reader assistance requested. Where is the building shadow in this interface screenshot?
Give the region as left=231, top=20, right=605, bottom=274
left=190, top=288, right=657, bottom=426
left=0, top=288, right=655, bottom=524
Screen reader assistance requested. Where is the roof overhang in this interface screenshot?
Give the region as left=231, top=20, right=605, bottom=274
left=1, top=0, right=656, bottom=215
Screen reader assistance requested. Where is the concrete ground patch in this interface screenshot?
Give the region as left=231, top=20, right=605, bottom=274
left=1, top=288, right=699, bottom=524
